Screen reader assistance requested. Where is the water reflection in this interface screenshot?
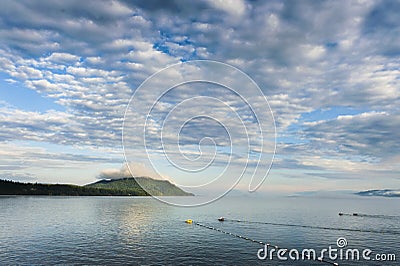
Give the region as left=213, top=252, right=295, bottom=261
left=101, top=197, right=168, bottom=247
left=0, top=196, right=399, bottom=266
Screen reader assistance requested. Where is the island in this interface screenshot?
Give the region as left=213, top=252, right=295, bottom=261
left=0, top=177, right=193, bottom=196
left=356, top=189, right=400, bottom=198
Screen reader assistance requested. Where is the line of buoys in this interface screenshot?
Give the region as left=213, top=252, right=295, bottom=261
left=338, top=212, right=359, bottom=216
left=339, top=212, right=400, bottom=219
left=223, top=218, right=400, bottom=235
left=188, top=220, right=338, bottom=266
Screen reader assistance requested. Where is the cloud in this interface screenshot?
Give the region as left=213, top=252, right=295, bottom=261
left=46, top=52, right=81, bottom=64
left=206, top=0, right=247, bottom=17
left=362, top=0, right=400, bottom=56
left=0, top=141, right=121, bottom=170
left=303, top=111, right=400, bottom=160
left=98, top=162, right=166, bottom=180
left=0, top=172, right=38, bottom=182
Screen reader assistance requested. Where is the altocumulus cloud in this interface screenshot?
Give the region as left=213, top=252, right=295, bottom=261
left=0, top=0, right=398, bottom=191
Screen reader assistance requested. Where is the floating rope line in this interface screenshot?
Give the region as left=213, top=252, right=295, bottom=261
left=223, top=218, right=400, bottom=235
left=339, top=212, right=400, bottom=219
left=193, top=221, right=338, bottom=266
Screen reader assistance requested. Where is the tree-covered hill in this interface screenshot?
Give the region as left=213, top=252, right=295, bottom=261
left=0, top=177, right=193, bottom=196
left=86, top=177, right=193, bottom=196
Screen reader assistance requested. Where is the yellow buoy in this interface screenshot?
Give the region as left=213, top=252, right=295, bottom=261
left=185, top=219, right=193, bottom=224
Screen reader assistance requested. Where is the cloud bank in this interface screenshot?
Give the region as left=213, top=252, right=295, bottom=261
left=0, top=0, right=398, bottom=191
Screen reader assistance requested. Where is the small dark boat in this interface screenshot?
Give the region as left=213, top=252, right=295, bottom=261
left=218, top=217, right=225, bottom=222
left=338, top=212, right=344, bottom=216
left=353, top=213, right=358, bottom=216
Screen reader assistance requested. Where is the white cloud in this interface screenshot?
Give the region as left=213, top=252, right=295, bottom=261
left=206, top=0, right=247, bottom=17
left=98, top=162, right=167, bottom=180
left=46, top=52, right=81, bottom=64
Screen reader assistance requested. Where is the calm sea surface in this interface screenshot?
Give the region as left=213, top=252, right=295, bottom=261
left=0, top=195, right=399, bottom=265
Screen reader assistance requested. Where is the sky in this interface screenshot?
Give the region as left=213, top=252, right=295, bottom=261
left=0, top=0, right=399, bottom=195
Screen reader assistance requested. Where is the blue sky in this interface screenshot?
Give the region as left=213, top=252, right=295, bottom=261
left=0, top=0, right=399, bottom=194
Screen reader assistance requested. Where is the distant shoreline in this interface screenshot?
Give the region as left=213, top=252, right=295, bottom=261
left=0, top=178, right=193, bottom=197
left=356, top=189, right=400, bottom=198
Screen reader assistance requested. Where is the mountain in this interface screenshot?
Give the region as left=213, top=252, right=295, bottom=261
left=356, top=189, right=400, bottom=197
left=0, top=177, right=193, bottom=196
left=86, top=177, right=193, bottom=196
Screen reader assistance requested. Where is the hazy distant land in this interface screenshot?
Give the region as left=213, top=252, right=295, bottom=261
left=356, top=189, right=400, bottom=197
left=0, top=177, right=193, bottom=196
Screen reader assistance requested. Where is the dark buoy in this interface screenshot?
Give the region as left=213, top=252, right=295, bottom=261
left=218, top=217, right=225, bottom=222
left=353, top=213, right=358, bottom=216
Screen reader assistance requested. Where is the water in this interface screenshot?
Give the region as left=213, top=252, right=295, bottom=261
left=0, top=195, right=399, bottom=265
